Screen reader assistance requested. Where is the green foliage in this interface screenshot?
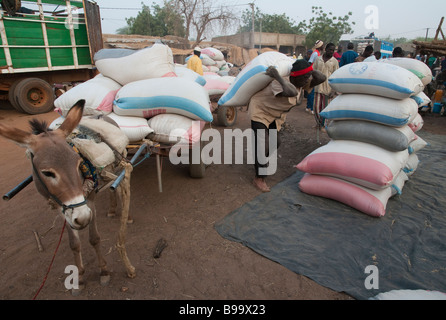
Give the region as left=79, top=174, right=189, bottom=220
left=123, top=1, right=185, bottom=37
left=238, top=6, right=304, bottom=34
left=300, top=6, right=355, bottom=48
left=238, top=5, right=355, bottom=48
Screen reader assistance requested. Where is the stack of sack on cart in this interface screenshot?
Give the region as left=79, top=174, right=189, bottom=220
left=296, top=58, right=432, bottom=217
left=184, top=47, right=236, bottom=97
left=53, top=43, right=214, bottom=145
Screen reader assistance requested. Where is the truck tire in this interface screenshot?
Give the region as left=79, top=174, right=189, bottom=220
left=14, top=78, right=55, bottom=115
left=217, top=105, right=237, bottom=127
left=8, top=80, right=25, bottom=113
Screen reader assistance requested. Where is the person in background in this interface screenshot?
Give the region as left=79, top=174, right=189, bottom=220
left=441, top=56, right=446, bottom=72
left=339, top=42, right=358, bottom=67
left=355, top=45, right=374, bottom=62
left=374, top=51, right=382, bottom=60
left=304, top=49, right=313, bottom=62
left=334, top=46, right=342, bottom=63
left=309, top=40, right=324, bottom=64
left=305, top=40, right=323, bottom=114
left=312, top=43, right=339, bottom=131
left=187, top=46, right=204, bottom=75
left=249, top=60, right=326, bottom=192
left=392, top=47, right=404, bottom=57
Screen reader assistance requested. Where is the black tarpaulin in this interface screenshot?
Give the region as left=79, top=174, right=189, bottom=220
left=215, top=131, right=446, bottom=300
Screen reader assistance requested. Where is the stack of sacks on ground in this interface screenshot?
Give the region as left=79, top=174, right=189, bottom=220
left=296, top=60, right=430, bottom=218
left=185, top=47, right=232, bottom=75
left=54, top=43, right=212, bottom=144
left=218, top=51, right=295, bottom=107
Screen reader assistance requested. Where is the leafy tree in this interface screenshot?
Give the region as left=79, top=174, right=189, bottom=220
left=300, top=6, right=355, bottom=48
left=122, top=2, right=185, bottom=37
left=238, top=6, right=304, bottom=34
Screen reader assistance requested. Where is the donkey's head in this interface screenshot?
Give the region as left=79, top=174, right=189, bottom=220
left=0, top=100, right=92, bottom=230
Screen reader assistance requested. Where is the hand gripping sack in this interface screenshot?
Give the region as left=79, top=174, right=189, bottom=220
left=328, top=62, right=424, bottom=99
left=218, top=51, right=294, bottom=107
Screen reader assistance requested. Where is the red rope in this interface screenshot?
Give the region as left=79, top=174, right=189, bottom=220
left=32, top=219, right=67, bottom=300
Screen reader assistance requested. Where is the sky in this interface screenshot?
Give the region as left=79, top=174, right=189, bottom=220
left=94, top=0, right=446, bottom=41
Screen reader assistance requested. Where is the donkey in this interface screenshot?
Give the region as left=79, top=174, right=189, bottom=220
left=0, top=100, right=137, bottom=294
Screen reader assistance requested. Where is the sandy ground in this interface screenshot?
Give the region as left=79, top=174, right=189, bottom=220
left=0, top=99, right=444, bottom=301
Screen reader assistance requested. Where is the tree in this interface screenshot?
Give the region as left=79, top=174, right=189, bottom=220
left=238, top=6, right=305, bottom=34
left=122, top=1, right=185, bottom=37
left=170, top=0, right=237, bottom=47
left=300, top=6, right=355, bottom=48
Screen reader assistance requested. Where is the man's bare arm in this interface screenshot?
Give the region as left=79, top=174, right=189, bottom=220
left=265, top=66, right=298, bottom=97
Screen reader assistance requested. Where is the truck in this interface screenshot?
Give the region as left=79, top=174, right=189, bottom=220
left=340, top=36, right=394, bottom=59
left=0, top=0, right=102, bottom=114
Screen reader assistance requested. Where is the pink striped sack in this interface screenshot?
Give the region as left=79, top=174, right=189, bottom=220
left=296, top=140, right=410, bottom=190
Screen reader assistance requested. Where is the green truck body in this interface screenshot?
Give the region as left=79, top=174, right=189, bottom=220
left=0, top=0, right=102, bottom=114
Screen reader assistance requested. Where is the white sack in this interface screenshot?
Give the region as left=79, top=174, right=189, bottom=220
left=54, top=74, right=121, bottom=117
left=95, top=44, right=175, bottom=86
left=328, top=62, right=424, bottom=99
left=218, top=51, right=294, bottom=107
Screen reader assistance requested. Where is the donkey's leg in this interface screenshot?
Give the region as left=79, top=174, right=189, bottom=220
left=116, top=162, right=136, bottom=278
left=66, top=227, right=85, bottom=295
left=87, top=194, right=111, bottom=286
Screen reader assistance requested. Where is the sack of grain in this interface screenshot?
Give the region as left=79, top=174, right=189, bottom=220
left=201, top=47, right=225, bottom=61
left=175, top=65, right=207, bottom=86
left=54, top=74, right=121, bottom=117
left=299, top=174, right=393, bottom=217
left=113, top=77, right=213, bottom=122
left=328, top=62, right=424, bottom=99
left=148, top=114, right=205, bottom=145
left=378, top=57, right=433, bottom=86
left=320, top=93, right=419, bottom=127
left=411, top=91, right=431, bottom=107
left=326, top=120, right=416, bottom=152
left=95, top=44, right=175, bottom=86
left=295, top=139, right=410, bottom=190
left=218, top=51, right=294, bottom=107
left=106, top=112, right=154, bottom=142
left=408, top=113, right=424, bottom=132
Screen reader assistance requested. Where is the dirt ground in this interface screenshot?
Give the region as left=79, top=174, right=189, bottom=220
left=0, top=99, right=444, bottom=301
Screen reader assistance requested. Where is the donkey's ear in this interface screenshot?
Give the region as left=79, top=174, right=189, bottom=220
left=58, top=99, right=85, bottom=137
left=0, top=122, right=34, bottom=147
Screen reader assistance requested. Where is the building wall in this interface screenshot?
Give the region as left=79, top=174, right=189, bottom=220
left=212, top=32, right=306, bottom=55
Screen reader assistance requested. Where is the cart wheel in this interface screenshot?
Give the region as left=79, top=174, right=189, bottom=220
left=14, top=78, right=55, bottom=115
left=217, top=105, right=237, bottom=127
left=189, top=140, right=205, bottom=178
left=8, top=80, right=25, bottom=113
